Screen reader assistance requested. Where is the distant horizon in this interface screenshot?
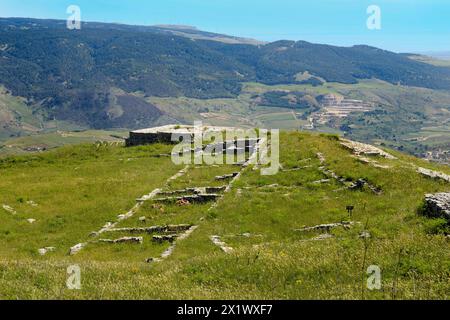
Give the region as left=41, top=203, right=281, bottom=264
left=2, top=15, right=450, bottom=58
left=1, top=0, right=449, bottom=53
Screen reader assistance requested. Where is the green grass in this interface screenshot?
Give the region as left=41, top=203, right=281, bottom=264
left=0, top=132, right=448, bottom=299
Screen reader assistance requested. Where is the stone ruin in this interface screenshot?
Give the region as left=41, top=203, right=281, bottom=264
left=340, top=138, right=397, bottom=159
left=125, top=124, right=259, bottom=150
left=421, top=193, right=450, bottom=221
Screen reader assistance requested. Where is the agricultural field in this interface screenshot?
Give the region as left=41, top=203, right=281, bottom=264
left=0, top=132, right=448, bottom=299
left=0, top=130, right=128, bottom=157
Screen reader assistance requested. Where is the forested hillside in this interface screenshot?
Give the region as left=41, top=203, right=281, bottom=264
left=1, top=18, right=450, bottom=129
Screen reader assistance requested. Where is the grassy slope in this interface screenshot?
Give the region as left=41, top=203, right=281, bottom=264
left=0, top=132, right=448, bottom=299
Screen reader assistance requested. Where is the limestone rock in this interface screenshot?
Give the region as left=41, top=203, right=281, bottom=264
left=69, top=243, right=86, bottom=255
left=38, top=247, right=55, bottom=255
left=2, top=205, right=16, bottom=215
left=421, top=193, right=450, bottom=221
left=417, top=168, right=450, bottom=183
left=340, top=139, right=397, bottom=159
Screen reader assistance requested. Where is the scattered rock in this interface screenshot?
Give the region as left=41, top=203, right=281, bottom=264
left=2, top=205, right=16, bottom=215
left=421, top=193, right=450, bottom=221
left=310, top=234, right=335, bottom=241
left=38, top=247, right=55, bottom=255
left=317, top=152, right=326, bottom=164
left=176, top=199, right=191, bottom=206
left=359, top=231, right=371, bottom=239
left=27, top=218, right=36, bottom=224
left=27, top=200, right=38, bottom=207
left=138, top=216, right=146, bottom=223
left=69, top=243, right=86, bottom=255
left=313, top=179, right=330, bottom=184
left=151, top=203, right=165, bottom=212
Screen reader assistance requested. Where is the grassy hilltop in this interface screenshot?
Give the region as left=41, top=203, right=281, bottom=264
left=0, top=131, right=448, bottom=299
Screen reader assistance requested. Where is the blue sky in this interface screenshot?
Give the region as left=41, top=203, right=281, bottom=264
left=1, top=0, right=449, bottom=52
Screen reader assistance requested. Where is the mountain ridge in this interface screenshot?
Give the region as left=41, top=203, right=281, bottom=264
left=1, top=17, right=450, bottom=152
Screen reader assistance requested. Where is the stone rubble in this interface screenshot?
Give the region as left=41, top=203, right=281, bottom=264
left=69, top=243, right=86, bottom=255
left=359, top=231, right=371, bottom=239
left=310, top=234, right=335, bottom=241
left=421, top=193, right=450, bottom=221
left=38, top=247, right=55, bottom=255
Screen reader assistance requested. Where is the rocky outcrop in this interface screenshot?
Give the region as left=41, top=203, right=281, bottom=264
left=340, top=139, right=397, bottom=159
left=417, top=167, right=450, bottom=183
left=421, top=193, right=450, bottom=221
